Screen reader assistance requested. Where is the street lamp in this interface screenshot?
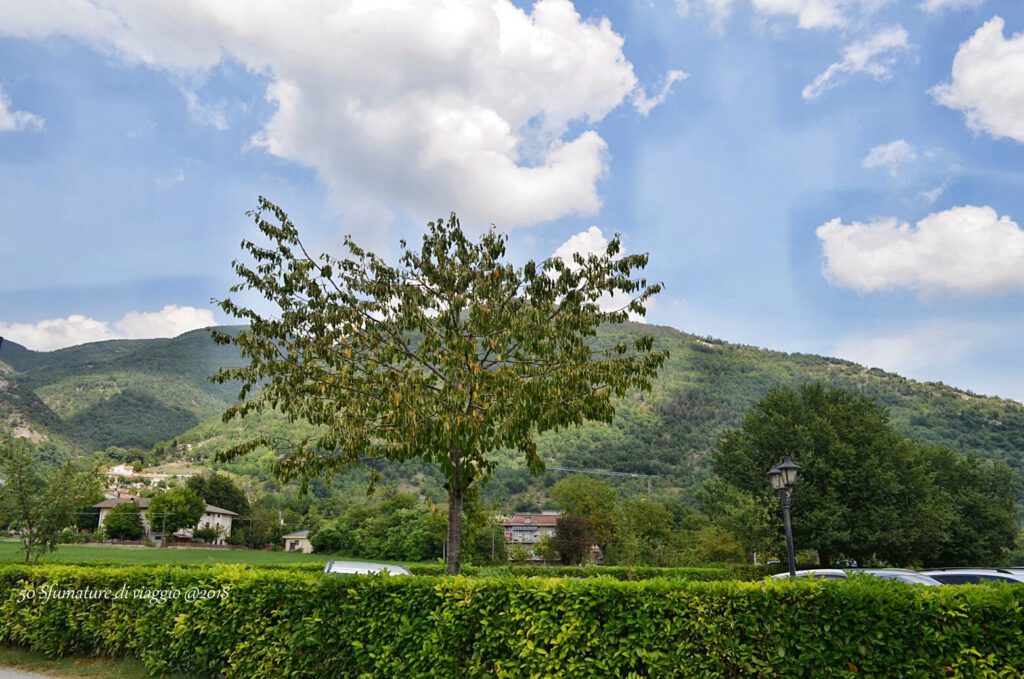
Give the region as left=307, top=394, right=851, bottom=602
left=768, top=456, right=800, bottom=577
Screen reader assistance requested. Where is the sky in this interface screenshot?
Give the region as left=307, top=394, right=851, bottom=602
left=1, top=0, right=1023, bottom=400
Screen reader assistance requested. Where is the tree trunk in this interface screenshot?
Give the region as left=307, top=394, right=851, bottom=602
left=446, top=480, right=463, bottom=575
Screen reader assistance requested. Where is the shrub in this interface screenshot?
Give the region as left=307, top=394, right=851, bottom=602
left=1, top=564, right=1023, bottom=677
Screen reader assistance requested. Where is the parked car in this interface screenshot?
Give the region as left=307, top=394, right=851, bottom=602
left=920, top=568, right=1024, bottom=585
left=323, top=560, right=412, bottom=576
left=772, top=568, right=941, bottom=585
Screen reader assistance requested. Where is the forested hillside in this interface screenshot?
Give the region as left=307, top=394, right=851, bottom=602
left=2, top=324, right=1022, bottom=504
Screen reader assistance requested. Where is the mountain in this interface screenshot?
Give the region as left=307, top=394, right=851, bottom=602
left=2, top=324, right=1023, bottom=499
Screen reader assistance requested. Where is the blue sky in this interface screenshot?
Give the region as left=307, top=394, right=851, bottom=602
left=1, top=0, right=1023, bottom=400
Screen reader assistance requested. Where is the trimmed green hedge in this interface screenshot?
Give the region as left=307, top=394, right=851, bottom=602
left=408, top=564, right=762, bottom=580
left=1, top=564, right=1022, bottom=677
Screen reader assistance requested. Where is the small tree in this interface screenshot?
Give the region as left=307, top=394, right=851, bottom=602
left=103, top=502, right=144, bottom=540
left=147, top=487, right=205, bottom=538
left=214, top=198, right=666, bottom=573
left=0, top=438, right=102, bottom=563
left=551, top=515, right=593, bottom=565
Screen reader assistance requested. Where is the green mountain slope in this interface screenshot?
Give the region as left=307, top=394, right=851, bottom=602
left=2, top=324, right=1022, bottom=500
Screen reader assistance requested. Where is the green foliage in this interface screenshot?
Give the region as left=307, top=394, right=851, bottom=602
left=713, top=384, right=1018, bottom=566
left=186, top=472, right=249, bottom=516
left=2, top=565, right=1023, bottom=677
left=103, top=503, right=144, bottom=540
left=146, top=488, right=205, bottom=536
left=550, top=475, right=617, bottom=549
left=0, top=439, right=102, bottom=563
left=213, top=198, right=665, bottom=573
left=550, top=515, right=593, bottom=565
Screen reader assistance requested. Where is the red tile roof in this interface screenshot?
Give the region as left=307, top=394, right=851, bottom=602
left=504, top=512, right=561, bottom=528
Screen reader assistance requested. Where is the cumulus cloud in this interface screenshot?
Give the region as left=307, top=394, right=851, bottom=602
left=932, top=17, right=1024, bottom=144
left=0, top=0, right=680, bottom=229
left=861, top=139, right=916, bottom=175
left=552, top=225, right=611, bottom=268
left=751, top=0, right=849, bottom=29
left=0, top=85, right=44, bottom=132
left=919, top=0, right=984, bottom=13
left=802, top=26, right=911, bottom=99
left=551, top=227, right=655, bottom=318
left=0, top=305, right=216, bottom=351
left=816, top=205, right=1024, bottom=295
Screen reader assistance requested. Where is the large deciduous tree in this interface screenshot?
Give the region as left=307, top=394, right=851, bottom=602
left=147, top=487, right=205, bottom=537
left=213, top=197, right=666, bottom=573
left=712, top=384, right=1016, bottom=567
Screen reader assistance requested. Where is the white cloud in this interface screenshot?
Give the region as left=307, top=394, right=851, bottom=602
left=751, top=0, right=849, bottom=29
left=0, top=85, right=44, bottom=132
left=816, top=204, right=1024, bottom=295
left=552, top=225, right=610, bottom=268
left=932, top=17, right=1024, bottom=144
left=833, top=321, right=980, bottom=374
left=633, top=70, right=688, bottom=116
left=861, top=139, right=916, bottom=176
left=0, top=0, right=680, bottom=229
left=919, top=0, right=984, bottom=13
left=802, top=26, right=911, bottom=99
left=918, top=184, right=945, bottom=204
left=181, top=89, right=228, bottom=130
left=550, top=226, right=656, bottom=318
left=0, top=305, right=216, bottom=351
left=675, top=0, right=735, bottom=31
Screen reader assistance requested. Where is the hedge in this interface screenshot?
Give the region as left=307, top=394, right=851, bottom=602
left=1, top=564, right=1022, bottom=677
left=407, top=564, right=763, bottom=580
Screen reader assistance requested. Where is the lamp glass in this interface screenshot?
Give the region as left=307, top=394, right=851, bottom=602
left=768, top=466, right=784, bottom=491
left=779, top=457, right=799, bottom=487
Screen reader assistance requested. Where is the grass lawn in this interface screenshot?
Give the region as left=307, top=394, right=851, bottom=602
left=0, top=646, right=203, bottom=678
left=0, top=540, right=330, bottom=566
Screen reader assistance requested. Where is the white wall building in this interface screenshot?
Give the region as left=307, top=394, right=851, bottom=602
left=95, top=495, right=237, bottom=545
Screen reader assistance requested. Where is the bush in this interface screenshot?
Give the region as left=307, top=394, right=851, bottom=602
left=1, top=564, right=1023, bottom=677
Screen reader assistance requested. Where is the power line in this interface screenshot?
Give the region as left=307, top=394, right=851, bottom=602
left=545, top=464, right=658, bottom=493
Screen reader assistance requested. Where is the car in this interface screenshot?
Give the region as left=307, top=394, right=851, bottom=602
left=920, top=568, right=1024, bottom=585
left=851, top=569, right=942, bottom=586
left=322, top=560, right=412, bottom=576
left=771, top=568, right=941, bottom=585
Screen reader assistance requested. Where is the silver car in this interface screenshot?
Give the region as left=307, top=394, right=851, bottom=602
left=920, top=568, right=1024, bottom=585
left=772, top=568, right=941, bottom=585
left=323, top=560, right=412, bottom=576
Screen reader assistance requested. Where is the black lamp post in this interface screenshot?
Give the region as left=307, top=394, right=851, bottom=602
left=768, top=456, right=800, bottom=577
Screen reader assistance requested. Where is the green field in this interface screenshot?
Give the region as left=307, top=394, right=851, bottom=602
left=0, top=540, right=332, bottom=566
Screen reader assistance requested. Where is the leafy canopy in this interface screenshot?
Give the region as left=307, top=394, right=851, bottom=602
left=213, top=197, right=665, bottom=572
left=712, top=383, right=1017, bottom=567
left=147, top=487, right=205, bottom=536
left=213, top=197, right=665, bottom=493
left=0, top=438, right=101, bottom=563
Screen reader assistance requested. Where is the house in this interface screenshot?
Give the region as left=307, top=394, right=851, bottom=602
left=94, top=494, right=238, bottom=545
left=283, top=530, right=313, bottom=553
left=503, top=511, right=561, bottom=561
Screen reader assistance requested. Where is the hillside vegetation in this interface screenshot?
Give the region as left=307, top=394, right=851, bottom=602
left=1, top=324, right=1022, bottom=501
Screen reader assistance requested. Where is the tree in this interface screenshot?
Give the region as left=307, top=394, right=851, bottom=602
left=186, top=472, right=249, bottom=515
left=0, top=438, right=102, bottom=563
left=711, top=384, right=1014, bottom=567
left=103, top=502, right=144, bottom=540
left=551, top=475, right=617, bottom=552
left=213, top=198, right=666, bottom=573
left=551, top=515, right=594, bottom=565
left=147, top=487, right=205, bottom=537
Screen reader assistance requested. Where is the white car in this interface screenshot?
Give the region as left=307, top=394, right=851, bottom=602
left=322, top=560, right=412, bottom=576
left=772, top=568, right=942, bottom=585
left=919, top=568, right=1024, bottom=585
